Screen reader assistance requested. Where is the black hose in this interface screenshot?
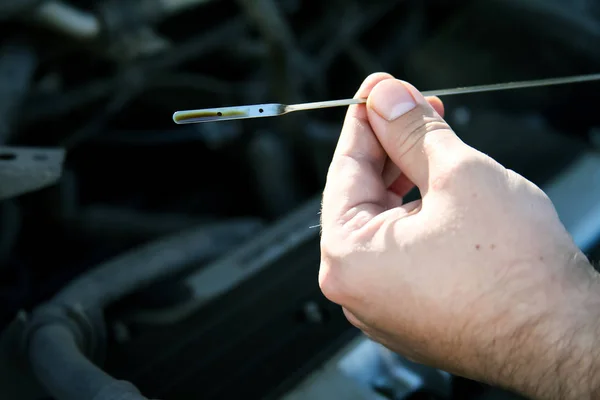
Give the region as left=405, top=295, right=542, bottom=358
left=29, top=325, right=147, bottom=400
left=24, top=218, right=264, bottom=400
left=52, top=219, right=263, bottom=308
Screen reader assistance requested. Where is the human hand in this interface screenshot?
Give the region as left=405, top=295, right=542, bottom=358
left=319, top=73, right=600, bottom=399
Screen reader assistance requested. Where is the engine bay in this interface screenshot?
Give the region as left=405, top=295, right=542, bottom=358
left=1, top=0, right=600, bottom=399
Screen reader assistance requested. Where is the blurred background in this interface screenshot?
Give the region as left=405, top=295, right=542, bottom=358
left=1, top=0, right=600, bottom=399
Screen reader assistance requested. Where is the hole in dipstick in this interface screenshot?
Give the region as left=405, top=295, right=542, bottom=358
left=217, top=112, right=222, bottom=116
left=0, top=153, right=16, bottom=160
left=259, top=108, right=264, bottom=113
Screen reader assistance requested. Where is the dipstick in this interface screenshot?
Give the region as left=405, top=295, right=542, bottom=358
left=173, top=73, right=600, bottom=124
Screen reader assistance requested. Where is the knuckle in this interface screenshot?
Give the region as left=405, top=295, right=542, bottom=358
left=319, top=234, right=348, bottom=303
left=318, top=259, right=345, bottom=303
left=320, top=227, right=373, bottom=306
left=319, top=231, right=363, bottom=304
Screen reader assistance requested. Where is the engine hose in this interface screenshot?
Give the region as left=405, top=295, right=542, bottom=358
left=29, top=325, right=148, bottom=400
left=24, top=218, right=264, bottom=400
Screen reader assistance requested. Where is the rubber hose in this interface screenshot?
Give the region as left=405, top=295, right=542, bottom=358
left=26, top=218, right=263, bottom=400
left=52, top=218, right=263, bottom=308
left=29, top=324, right=148, bottom=400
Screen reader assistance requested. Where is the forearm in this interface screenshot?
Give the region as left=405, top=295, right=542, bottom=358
left=489, top=257, right=600, bottom=399
left=504, top=307, right=600, bottom=399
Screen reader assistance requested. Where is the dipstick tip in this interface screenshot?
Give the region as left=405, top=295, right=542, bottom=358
left=172, top=112, right=181, bottom=124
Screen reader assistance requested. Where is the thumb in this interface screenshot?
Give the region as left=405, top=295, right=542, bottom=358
left=367, top=79, right=463, bottom=193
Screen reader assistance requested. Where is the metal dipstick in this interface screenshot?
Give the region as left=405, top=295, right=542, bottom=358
left=173, top=72, right=600, bottom=124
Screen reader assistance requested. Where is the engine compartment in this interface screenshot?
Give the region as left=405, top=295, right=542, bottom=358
left=1, top=0, right=600, bottom=399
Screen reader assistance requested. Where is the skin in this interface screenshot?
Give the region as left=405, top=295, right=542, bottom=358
left=319, top=72, right=600, bottom=399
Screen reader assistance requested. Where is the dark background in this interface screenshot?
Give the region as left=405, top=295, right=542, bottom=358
left=1, top=0, right=600, bottom=399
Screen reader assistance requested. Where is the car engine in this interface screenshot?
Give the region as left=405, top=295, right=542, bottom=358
left=1, top=0, right=600, bottom=399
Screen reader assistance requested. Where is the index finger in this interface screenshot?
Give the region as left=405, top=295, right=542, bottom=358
left=321, top=73, right=394, bottom=234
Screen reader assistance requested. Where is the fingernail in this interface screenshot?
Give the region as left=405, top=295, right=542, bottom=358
left=369, top=80, right=418, bottom=121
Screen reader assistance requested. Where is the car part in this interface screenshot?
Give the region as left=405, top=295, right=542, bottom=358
left=0, top=147, right=65, bottom=201
left=172, top=73, right=600, bottom=124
